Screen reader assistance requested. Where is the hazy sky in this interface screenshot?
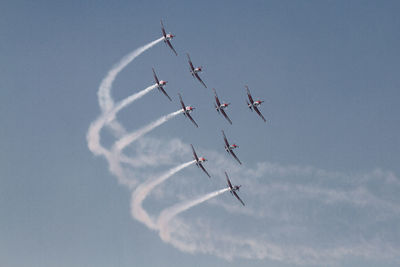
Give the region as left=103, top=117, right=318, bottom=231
left=1, top=1, right=400, bottom=266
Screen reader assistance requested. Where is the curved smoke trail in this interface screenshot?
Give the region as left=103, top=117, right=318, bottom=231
left=157, top=188, right=230, bottom=241
left=87, top=38, right=166, bottom=186
left=86, top=34, right=400, bottom=265
left=113, top=109, right=183, bottom=153
left=88, top=84, right=157, bottom=156
left=131, top=160, right=196, bottom=230
left=98, top=37, right=164, bottom=114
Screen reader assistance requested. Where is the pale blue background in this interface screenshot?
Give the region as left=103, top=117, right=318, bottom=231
left=1, top=1, right=399, bottom=266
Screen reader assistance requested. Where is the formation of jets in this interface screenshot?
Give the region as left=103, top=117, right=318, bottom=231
left=151, top=20, right=269, bottom=206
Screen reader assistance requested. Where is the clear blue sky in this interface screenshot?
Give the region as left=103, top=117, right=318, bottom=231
left=1, top=0, right=399, bottom=266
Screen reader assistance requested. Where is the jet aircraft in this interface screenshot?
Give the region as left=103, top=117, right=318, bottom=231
left=191, top=144, right=211, bottom=178
left=178, top=93, right=198, bottom=128
left=152, top=68, right=172, bottom=101
left=161, top=20, right=177, bottom=56
left=225, top=172, right=245, bottom=206
left=187, top=53, right=207, bottom=88
left=245, top=85, right=266, bottom=122
left=222, top=130, right=241, bottom=164
left=213, top=88, right=232, bottom=124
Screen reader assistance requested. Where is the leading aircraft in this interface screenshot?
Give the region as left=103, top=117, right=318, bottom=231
left=152, top=68, right=172, bottom=101
left=213, top=88, right=232, bottom=124
left=191, top=144, right=211, bottom=178
left=225, top=172, right=245, bottom=206
left=245, top=85, right=266, bottom=122
left=187, top=53, right=207, bottom=88
left=161, top=20, right=177, bottom=56
left=222, top=130, right=242, bottom=165
left=178, top=93, right=199, bottom=128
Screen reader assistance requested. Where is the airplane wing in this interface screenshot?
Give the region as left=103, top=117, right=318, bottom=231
left=186, top=53, right=194, bottom=71
left=178, top=93, right=186, bottom=111
left=152, top=68, right=159, bottom=85
left=166, top=40, right=178, bottom=56
left=213, top=88, right=221, bottom=106
left=225, top=172, right=233, bottom=189
left=159, top=87, right=172, bottom=101
left=229, top=150, right=242, bottom=165
left=245, top=85, right=254, bottom=103
left=186, top=113, right=199, bottom=128
left=253, top=106, right=266, bottom=122
left=199, top=163, right=211, bottom=178
left=222, top=130, right=230, bottom=148
left=191, top=144, right=199, bottom=162
left=233, top=191, right=245, bottom=206
left=160, top=20, right=167, bottom=38
left=220, top=109, right=232, bottom=124
left=194, top=73, right=207, bottom=88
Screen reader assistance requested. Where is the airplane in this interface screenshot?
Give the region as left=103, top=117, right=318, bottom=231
left=178, top=93, right=198, bottom=128
left=161, top=20, right=177, bottom=56
left=187, top=53, right=207, bottom=88
left=225, top=172, right=245, bottom=206
left=213, top=88, right=232, bottom=124
left=245, top=85, right=266, bottom=122
left=191, top=144, right=211, bottom=178
left=152, top=68, right=172, bottom=101
left=222, top=130, right=242, bottom=165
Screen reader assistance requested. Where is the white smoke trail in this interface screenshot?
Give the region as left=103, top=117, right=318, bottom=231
left=106, top=84, right=157, bottom=125
left=98, top=37, right=164, bottom=113
left=87, top=84, right=159, bottom=186
left=158, top=188, right=230, bottom=241
left=86, top=31, right=400, bottom=265
left=113, top=110, right=183, bottom=152
left=131, top=160, right=196, bottom=230
left=87, top=84, right=158, bottom=157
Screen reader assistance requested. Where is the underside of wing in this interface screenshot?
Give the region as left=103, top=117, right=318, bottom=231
left=245, top=86, right=254, bottom=103
left=253, top=106, right=266, bottom=122
left=229, top=150, right=242, bottom=165
left=166, top=40, right=178, bottom=56
left=152, top=68, right=159, bottom=85
left=220, top=109, right=232, bottom=124
left=186, top=113, right=199, bottom=128
left=194, top=73, right=207, bottom=88
left=178, top=93, right=186, bottom=110
left=159, top=87, right=172, bottom=101
left=160, top=20, right=167, bottom=38
left=186, top=53, right=194, bottom=70
left=225, top=172, right=233, bottom=189
left=233, top=191, right=245, bottom=206
left=213, top=88, right=221, bottom=106
left=199, top=163, right=211, bottom=178
left=191, top=144, right=199, bottom=162
left=222, top=130, right=230, bottom=147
